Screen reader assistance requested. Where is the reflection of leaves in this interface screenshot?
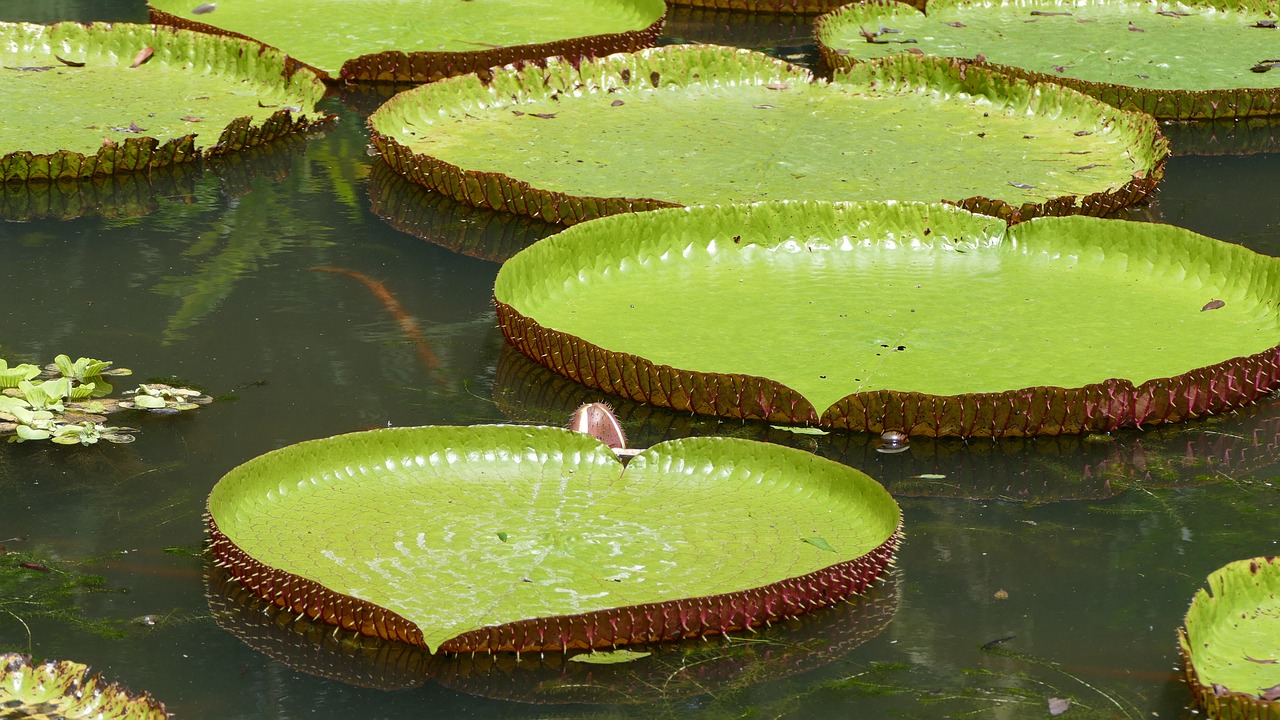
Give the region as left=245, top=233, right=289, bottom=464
left=152, top=188, right=330, bottom=343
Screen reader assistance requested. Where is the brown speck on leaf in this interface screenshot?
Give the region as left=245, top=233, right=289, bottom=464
left=1245, top=655, right=1278, bottom=664
left=945, top=20, right=966, bottom=27
left=1157, top=9, right=1190, bottom=16
left=974, top=53, right=987, bottom=62
left=55, top=55, right=85, bottom=67
left=1137, top=74, right=1150, bottom=79
left=906, top=47, right=924, bottom=54
left=130, top=46, right=154, bottom=68
left=511, top=109, right=524, bottom=115
left=649, top=70, right=660, bottom=87
left=619, top=67, right=631, bottom=85
left=1074, top=130, right=1092, bottom=136
left=1202, top=299, right=1226, bottom=311
left=753, top=104, right=775, bottom=109
left=129, top=121, right=145, bottom=132
left=1128, top=21, right=1145, bottom=31
left=993, top=588, right=1009, bottom=599
left=764, top=82, right=789, bottom=90
left=4, top=65, right=55, bottom=71
left=192, top=2, right=216, bottom=13
left=1132, top=169, right=1147, bottom=180
left=1250, top=19, right=1277, bottom=28
left=1251, top=60, right=1280, bottom=72
left=181, top=115, right=203, bottom=122
left=1009, top=181, right=1035, bottom=189
left=1030, top=10, right=1072, bottom=15
left=531, top=112, right=557, bottom=119
left=1052, top=65, right=1066, bottom=73
left=1212, top=683, right=1231, bottom=697
left=732, top=234, right=742, bottom=243
left=1261, top=684, right=1280, bottom=701
left=1075, top=163, right=1099, bottom=171
left=102, top=136, right=115, bottom=147
left=610, top=99, right=624, bottom=106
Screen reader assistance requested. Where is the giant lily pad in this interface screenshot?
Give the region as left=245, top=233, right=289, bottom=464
left=495, top=201, right=1280, bottom=437
left=0, top=21, right=328, bottom=182
left=816, top=0, right=1280, bottom=120
left=0, top=653, right=168, bottom=720
left=208, top=424, right=901, bottom=653
left=369, top=44, right=1166, bottom=225
left=148, top=0, right=666, bottom=83
left=1179, top=557, right=1280, bottom=718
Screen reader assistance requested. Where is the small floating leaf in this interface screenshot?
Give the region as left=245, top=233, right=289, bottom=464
left=496, top=531, right=508, bottom=542
left=770, top=425, right=829, bottom=435
left=567, top=649, right=652, bottom=664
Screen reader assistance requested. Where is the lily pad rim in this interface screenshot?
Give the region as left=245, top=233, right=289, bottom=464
left=813, top=0, right=1280, bottom=120
left=368, top=44, right=1166, bottom=225
left=494, top=201, right=1280, bottom=437
left=148, top=2, right=668, bottom=83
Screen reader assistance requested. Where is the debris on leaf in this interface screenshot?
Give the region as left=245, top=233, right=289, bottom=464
left=801, top=536, right=837, bottom=553
left=993, top=588, right=1009, bottom=599
left=1251, top=60, right=1280, bottom=73
left=1202, top=299, right=1226, bottom=311
left=54, top=55, right=85, bottom=67
left=530, top=112, right=557, bottom=119
left=944, top=21, right=966, bottom=27
left=1048, top=697, right=1071, bottom=715
left=610, top=99, right=624, bottom=106
left=180, top=115, right=203, bottom=122
left=1260, top=684, right=1280, bottom=701
left=192, top=2, right=216, bottom=13
left=1250, top=19, right=1276, bottom=28
left=764, top=82, right=790, bottom=90
left=1128, top=21, right=1145, bottom=31
left=1157, top=8, right=1190, bottom=16
left=129, top=46, right=154, bottom=69
left=1008, top=181, right=1036, bottom=189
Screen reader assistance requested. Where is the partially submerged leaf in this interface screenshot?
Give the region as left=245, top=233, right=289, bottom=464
left=0, top=653, right=169, bottom=719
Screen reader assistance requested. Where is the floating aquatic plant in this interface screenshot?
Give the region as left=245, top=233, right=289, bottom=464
left=208, top=422, right=901, bottom=653
left=1180, top=556, right=1280, bottom=719
left=815, top=0, right=1280, bottom=120
left=0, top=355, right=208, bottom=445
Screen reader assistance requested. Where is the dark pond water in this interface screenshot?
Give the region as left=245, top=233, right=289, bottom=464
left=2, top=2, right=1280, bottom=718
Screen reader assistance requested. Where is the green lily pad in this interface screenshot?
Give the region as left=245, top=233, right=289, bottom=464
left=148, top=0, right=666, bottom=83
left=1179, top=557, right=1280, bottom=718
left=369, top=44, right=1166, bottom=225
left=0, top=653, right=168, bottom=720
left=495, top=200, right=1280, bottom=437
left=207, top=424, right=901, bottom=654
left=816, top=0, right=1280, bottom=120
left=0, top=21, right=328, bottom=182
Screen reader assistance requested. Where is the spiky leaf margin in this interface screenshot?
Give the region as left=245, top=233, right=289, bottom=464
left=815, top=0, right=1280, bottom=120
left=1179, top=557, right=1280, bottom=720
left=208, top=428, right=902, bottom=653
left=149, top=6, right=665, bottom=84
left=0, top=22, right=330, bottom=182
left=0, top=653, right=169, bottom=720
left=369, top=46, right=1165, bottom=226
left=495, top=202, right=1280, bottom=438
left=206, top=561, right=900, bottom=701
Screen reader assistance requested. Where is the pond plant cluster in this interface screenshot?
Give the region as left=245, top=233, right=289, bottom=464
left=2, top=0, right=1280, bottom=717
